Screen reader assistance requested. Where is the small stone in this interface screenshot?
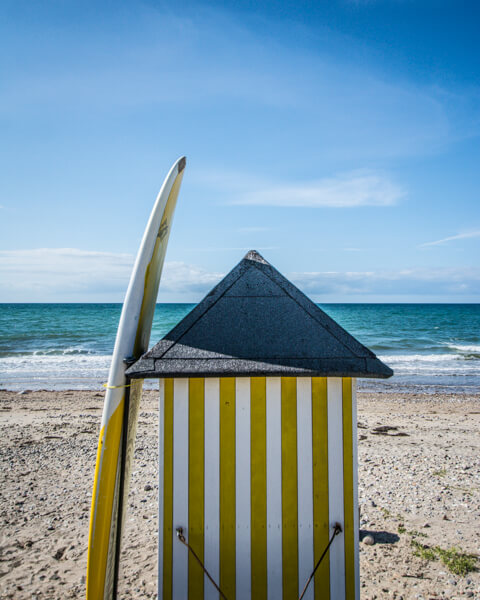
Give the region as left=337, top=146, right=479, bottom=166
left=363, top=534, right=375, bottom=545
left=422, top=522, right=430, bottom=528
left=144, top=484, right=153, bottom=491
left=53, top=546, right=66, bottom=560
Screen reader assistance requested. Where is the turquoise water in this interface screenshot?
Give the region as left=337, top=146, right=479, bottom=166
left=1, top=303, right=479, bottom=393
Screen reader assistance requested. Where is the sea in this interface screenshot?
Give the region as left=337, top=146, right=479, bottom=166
left=0, top=303, right=479, bottom=394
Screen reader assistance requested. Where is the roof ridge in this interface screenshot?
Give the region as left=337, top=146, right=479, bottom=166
left=243, top=249, right=269, bottom=263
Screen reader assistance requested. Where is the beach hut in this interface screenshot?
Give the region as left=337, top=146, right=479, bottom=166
left=126, top=250, right=392, bottom=600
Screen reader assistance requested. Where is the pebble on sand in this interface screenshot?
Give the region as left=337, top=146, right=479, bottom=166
left=363, top=534, right=375, bottom=545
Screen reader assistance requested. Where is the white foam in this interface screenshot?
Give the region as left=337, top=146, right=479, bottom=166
left=446, top=344, right=480, bottom=353
left=382, top=354, right=450, bottom=363
left=0, top=354, right=160, bottom=391
left=379, top=353, right=480, bottom=376
left=0, top=354, right=110, bottom=389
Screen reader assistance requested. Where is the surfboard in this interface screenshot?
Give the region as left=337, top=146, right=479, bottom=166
left=87, top=156, right=186, bottom=600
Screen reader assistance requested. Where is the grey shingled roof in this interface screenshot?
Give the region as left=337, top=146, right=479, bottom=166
left=126, top=250, right=393, bottom=379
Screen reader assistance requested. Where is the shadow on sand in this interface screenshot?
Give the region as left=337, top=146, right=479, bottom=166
left=360, top=530, right=400, bottom=544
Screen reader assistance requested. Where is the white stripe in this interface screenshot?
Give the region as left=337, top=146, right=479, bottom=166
left=266, top=377, right=282, bottom=600
left=327, top=378, right=345, bottom=599
left=204, top=378, right=220, bottom=600
left=158, top=379, right=165, bottom=600
left=297, top=378, right=314, bottom=600
left=352, top=379, right=360, bottom=600
left=172, top=379, right=189, bottom=600
left=235, top=378, right=251, bottom=599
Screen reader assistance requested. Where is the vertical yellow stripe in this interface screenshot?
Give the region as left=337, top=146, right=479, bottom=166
left=281, top=377, right=298, bottom=599
left=342, top=378, right=355, bottom=600
left=220, top=378, right=236, bottom=599
left=311, top=377, right=330, bottom=599
left=250, top=377, right=267, bottom=600
left=189, top=379, right=205, bottom=599
left=163, top=379, right=174, bottom=600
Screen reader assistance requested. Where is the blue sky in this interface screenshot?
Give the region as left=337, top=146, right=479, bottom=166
left=1, top=0, right=479, bottom=302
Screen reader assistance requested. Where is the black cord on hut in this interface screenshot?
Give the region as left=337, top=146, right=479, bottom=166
left=176, top=528, right=229, bottom=600
left=298, top=522, right=342, bottom=600
left=176, top=522, right=342, bottom=600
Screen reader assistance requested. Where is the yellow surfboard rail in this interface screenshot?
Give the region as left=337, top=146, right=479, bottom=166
left=87, top=157, right=186, bottom=600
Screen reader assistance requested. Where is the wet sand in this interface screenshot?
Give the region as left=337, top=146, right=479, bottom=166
left=0, top=389, right=479, bottom=599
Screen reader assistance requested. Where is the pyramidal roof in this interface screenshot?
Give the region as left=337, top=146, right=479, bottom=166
left=126, top=250, right=393, bottom=379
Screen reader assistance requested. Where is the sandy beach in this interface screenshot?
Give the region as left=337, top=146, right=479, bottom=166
left=0, top=388, right=479, bottom=600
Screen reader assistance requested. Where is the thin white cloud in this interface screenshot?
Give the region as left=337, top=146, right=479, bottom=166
left=0, top=248, right=134, bottom=298
left=0, top=248, right=224, bottom=302
left=291, top=267, right=480, bottom=297
left=161, top=261, right=223, bottom=294
left=421, top=230, right=480, bottom=247
left=1, top=248, right=479, bottom=302
left=235, top=170, right=402, bottom=207
left=201, top=169, right=404, bottom=208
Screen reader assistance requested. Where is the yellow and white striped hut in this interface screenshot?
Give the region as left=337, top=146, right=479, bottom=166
left=126, top=250, right=392, bottom=600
